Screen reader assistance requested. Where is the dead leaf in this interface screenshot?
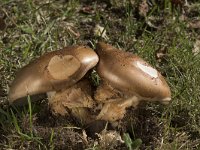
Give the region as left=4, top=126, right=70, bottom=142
left=192, top=39, right=200, bottom=55
left=97, top=129, right=124, bottom=148
left=188, top=20, right=200, bottom=29
left=139, top=0, right=149, bottom=17
left=93, top=24, right=109, bottom=40
left=145, top=17, right=159, bottom=29
left=67, top=26, right=80, bottom=38
left=80, top=6, right=95, bottom=14
left=155, top=46, right=168, bottom=63
left=82, top=130, right=88, bottom=146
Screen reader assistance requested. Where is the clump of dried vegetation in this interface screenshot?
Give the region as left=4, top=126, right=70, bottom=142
left=0, top=0, right=200, bottom=149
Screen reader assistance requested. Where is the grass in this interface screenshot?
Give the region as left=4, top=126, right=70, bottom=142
left=0, top=0, right=200, bottom=149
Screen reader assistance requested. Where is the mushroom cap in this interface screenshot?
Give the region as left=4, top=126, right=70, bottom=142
left=96, top=42, right=171, bottom=103
left=9, top=46, right=99, bottom=104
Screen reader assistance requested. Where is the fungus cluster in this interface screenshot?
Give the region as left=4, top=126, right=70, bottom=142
left=8, top=42, right=171, bottom=125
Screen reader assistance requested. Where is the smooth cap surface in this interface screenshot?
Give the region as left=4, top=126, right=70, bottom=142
left=9, top=46, right=99, bottom=104
left=96, top=42, right=171, bottom=102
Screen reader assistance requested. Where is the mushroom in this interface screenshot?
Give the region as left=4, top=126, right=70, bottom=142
left=8, top=45, right=99, bottom=124
left=94, top=42, right=171, bottom=122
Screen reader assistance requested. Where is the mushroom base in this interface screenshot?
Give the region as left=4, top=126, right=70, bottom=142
left=48, top=79, right=96, bottom=125
left=96, top=96, right=139, bottom=122
left=95, top=82, right=140, bottom=122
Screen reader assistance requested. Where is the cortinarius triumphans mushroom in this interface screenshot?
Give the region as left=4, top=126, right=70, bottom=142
left=95, top=42, right=171, bottom=122
left=8, top=45, right=99, bottom=124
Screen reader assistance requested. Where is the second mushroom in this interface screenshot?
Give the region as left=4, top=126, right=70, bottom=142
left=94, top=42, right=171, bottom=122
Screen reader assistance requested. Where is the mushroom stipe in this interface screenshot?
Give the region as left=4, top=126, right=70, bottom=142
left=8, top=42, right=171, bottom=125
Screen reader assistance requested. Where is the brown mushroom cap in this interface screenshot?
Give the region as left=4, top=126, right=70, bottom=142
left=96, top=42, right=171, bottom=103
left=9, top=46, right=99, bottom=104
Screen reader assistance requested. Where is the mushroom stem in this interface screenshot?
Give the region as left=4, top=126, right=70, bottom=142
left=96, top=96, right=139, bottom=122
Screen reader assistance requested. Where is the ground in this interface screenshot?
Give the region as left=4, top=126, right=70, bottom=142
left=0, top=0, right=200, bottom=149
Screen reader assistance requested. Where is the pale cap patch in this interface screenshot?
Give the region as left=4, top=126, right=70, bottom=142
left=136, top=61, right=158, bottom=78
left=47, top=55, right=80, bottom=80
